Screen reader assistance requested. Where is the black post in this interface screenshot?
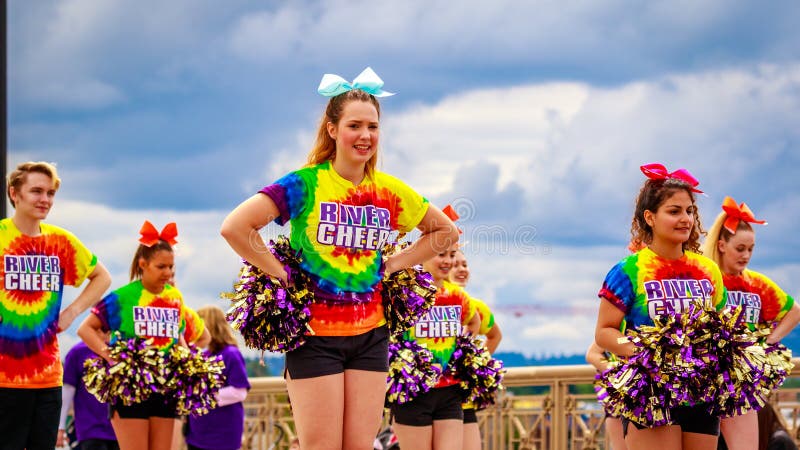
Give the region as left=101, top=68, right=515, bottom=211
left=1, top=0, right=6, bottom=218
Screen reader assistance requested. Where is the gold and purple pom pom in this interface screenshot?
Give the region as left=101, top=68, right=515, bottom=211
left=222, top=236, right=315, bottom=352
left=386, top=337, right=442, bottom=405
left=595, top=302, right=727, bottom=427
left=83, top=334, right=167, bottom=406
left=447, top=334, right=505, bottom=409
left=381, top=242, right=437, bottom=336
left=595, top=356, right=677, bottom=427
left=162, top=345, right=226, bottom=416
left=596, top=302, right=795, bottom=427
left=705, top=310, right=794, bottom=418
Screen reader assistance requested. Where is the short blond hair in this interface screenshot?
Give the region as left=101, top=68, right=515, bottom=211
left=7, top=161, right=61, bottom=207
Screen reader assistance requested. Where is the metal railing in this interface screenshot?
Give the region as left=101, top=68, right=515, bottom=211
left=241, top=360, right=800, bottom=450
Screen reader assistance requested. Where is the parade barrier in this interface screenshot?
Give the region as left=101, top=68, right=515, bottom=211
left=241, top=359, right=800, bottom=449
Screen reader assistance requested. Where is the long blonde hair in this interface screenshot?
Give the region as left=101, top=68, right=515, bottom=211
left=700, top=210, right=754, bottom=266
left=197, top=305, right=239, bottom=354
left=306, top=89, right=382, bottom=177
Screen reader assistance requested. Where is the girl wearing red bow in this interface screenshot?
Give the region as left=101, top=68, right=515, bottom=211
left=391, top=238, right=480, bottom=450
left=701, top=198, right=800, bottom=450
left=595, top=163, right=726, bottom=450
left=78, top=221, right=207, bottom=450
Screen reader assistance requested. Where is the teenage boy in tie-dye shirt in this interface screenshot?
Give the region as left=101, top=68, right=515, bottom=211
left=0, top=161, right=111, bottom=450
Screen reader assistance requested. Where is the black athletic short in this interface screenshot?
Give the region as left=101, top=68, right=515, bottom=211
left=78, top=439, right=120, bottom=450
left=285, top=326, right=389, bottom=379
left=463, top=407, right=478, bottom=424
left=622, top=405, right=720, bottom=436
left=110, top=393, right=177, bottom=419
left=392, top=385, right=465, bottom=426
left=0, top=386, right=61, bottom=450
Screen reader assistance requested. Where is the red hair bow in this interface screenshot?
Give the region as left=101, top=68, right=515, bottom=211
left=139, top=221, right=178, bottom=247
left=721, top=196, right=766, bottom=234
left=640, top=163, right=703, bottom=194
left=442, top=204, right=463, bottom=234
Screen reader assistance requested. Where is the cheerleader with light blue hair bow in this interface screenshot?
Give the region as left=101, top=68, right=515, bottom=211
left=220, top=67, right=459, bottom=450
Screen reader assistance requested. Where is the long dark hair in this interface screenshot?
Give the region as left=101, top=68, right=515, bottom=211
left=629, top=178, right=704, bottom=254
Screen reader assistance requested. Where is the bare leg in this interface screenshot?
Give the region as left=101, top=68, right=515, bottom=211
left=682, top=431, right=719, bottom=450
left=720, top=412, right=757, bottom=450
left=394, top=424, right=432, bottom=450
left=170, top=418, right=184, bottom=450
left=111, top=413, right=150, bottom=450
left=342, top=369, right=387, bottom=450
left=605, top=417, right=627, bottom=450
left=286, top=372, right=345, bottom=450
left=432, top=419, right=463, bottom=450
left=149, top=417, right=176, bottom=450
left=462, top=422, right=482, bottom=450
left=624, top=424, right=682, bottom=450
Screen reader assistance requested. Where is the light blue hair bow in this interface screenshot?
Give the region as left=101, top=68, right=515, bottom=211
left=317, top=67, right=395, bottom=98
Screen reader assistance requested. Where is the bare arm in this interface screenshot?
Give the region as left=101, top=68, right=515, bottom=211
left=585, top=341, right=609, bottom=372
left=220, top=194, right=288, bottom=283
left=384, top=206, right=460, bottom=274
left=77, top=314, right=112, bottom=362
left=466, top=310, right=481, bottom=335
left=58, top=262, right=112, bottom=332
left=485, top=324, right=502, bottom=354
left=767, top=302, right=800, bottom=344
left=595, top=299, right=635, bottom=357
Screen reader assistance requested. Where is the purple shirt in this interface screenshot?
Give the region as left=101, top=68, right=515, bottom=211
left=186, top=345, right=250, bottom=450
left=63, top=342, right=117, bottom=442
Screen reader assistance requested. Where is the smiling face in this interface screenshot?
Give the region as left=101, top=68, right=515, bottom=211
left=327, top=100, right=380, bottom=170
left=10, top=172, right=57, bottom=221
left=139, top=249, right=175, bottom=294
left=718, top=229, right=755, bottom=275
left=644, top=190, right=696, bottom=248
left=423, top=243, right=459, bottom=283
left=450, top=250, right=470, bottom=287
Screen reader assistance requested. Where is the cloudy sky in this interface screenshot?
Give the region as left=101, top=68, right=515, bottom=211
left=9, top=0, right=800, bottom=358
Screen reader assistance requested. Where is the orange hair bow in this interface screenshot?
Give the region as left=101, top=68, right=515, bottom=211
left=721, top=196, right=766, bottom=234
left=139, top=221, right=178, bottom=247
left=640, top=163, right=703, bottom=194
left=442, top=204, right=463, bottom=234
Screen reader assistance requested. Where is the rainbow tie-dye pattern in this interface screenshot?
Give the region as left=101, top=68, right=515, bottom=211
left=599, top=247, right=726, bottom=332
left=471, top=297, right=496, bottom=336
left=723, top=269, right=794, bottom=331
left=403, top=280, right=477, bottom=388
left=183, top=306, right=206, bottom=344
left=0, top=218, right=97, bottom=388
left=260, top=160, right=429, bottom=336
left=92, top=281, right=201, bottom=352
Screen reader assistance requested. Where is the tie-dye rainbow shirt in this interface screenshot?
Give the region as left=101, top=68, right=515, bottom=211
left=92, top=281, right=203, bottom=352
left=471, top=297, right=496, bottom=336
left=463, top=296, right=495, bottom=410
left=183, top=305, right=206, bottom=344
left=599, top=247, right=726, bottom=331
left=260, top=160, right=429, bottom=336
left=723, top=269, right=794, bottom=331
left=0, top=218, right=97, bottom=388
left=402, top=280, right=477, bottom=388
